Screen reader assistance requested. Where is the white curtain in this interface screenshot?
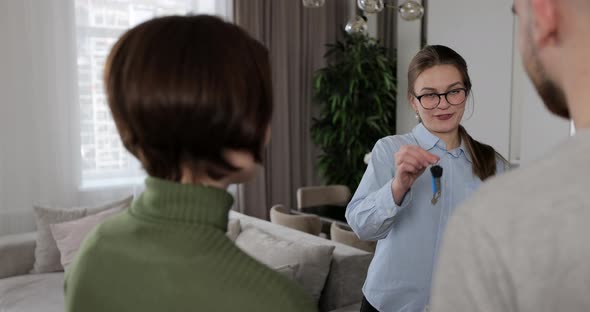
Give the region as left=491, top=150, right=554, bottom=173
left=0, top=0, right=232, bottom=236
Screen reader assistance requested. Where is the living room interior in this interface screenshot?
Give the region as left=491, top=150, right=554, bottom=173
left=0, top=0, right=574, bottom=311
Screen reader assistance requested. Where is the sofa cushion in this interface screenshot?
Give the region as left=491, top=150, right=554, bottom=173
left=226, top=218, right=241, bottom=241
left=274, top=263, right=299, bottom=280
left=31, top=196, right=133, bottom=273
left=329, top=302, right=362, bottom=312
left=235, top=225, right=335, bottom=304
left=230, top=211, right=372, bottom=311
left=49, top=206, right=126, bottom=269
left=0, top=232, right=36, bottom=279
left=0, top=273, right=63, bottom=312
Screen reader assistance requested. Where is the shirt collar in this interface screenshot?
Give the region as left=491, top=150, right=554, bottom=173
left=457, top=140, right=472, bottom=163
left=411, top=123, right=440, bottom=151
left=411, top=123, right=472, bottom=163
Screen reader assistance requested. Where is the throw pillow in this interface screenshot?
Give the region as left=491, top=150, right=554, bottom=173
left=274, top=263, right=299, bottom=280
left=235, top=225, right=335, bottom=303
left=31, top=196, right=132, bottom=273
left=50, top=206, right=125, bottom=269
left=226, top=218, right=241, bottom=241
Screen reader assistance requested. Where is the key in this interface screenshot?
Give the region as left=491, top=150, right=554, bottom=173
left=430, top=165, right=443, bottom=205
left=431, top=183, right=441, bottom=205
left=431, top=196, right=438, bottom=205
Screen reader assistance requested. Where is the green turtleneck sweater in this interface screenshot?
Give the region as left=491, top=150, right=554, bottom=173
left=65, top=177, right=317, bottom=312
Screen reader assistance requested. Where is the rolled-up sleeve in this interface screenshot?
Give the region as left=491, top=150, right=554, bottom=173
left=346, top=139, right=412, bottom=241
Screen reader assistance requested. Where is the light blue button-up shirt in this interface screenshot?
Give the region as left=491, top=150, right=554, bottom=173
left=346, top=123, right=506, bottom=312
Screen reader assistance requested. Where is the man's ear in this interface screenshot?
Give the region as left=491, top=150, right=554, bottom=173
left=530, top=0, right=559, bottom=47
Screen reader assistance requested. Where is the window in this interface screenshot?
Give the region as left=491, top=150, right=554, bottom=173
left=74, top=0, right=230, bottom=188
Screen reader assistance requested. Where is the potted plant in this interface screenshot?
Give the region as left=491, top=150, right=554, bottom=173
left=311, top=30, right=397, bottom=192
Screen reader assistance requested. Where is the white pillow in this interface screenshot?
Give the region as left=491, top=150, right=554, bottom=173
left=31, top=196, right=133, bottom=273
left=50, top=206, right=125, bottom=270
left=235, top=225, right=335, bottom=303
left=226, top=218, right=241, bottom=241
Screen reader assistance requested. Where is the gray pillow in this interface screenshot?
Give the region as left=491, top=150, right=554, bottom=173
left=31, top=196, right=133, bottom=273
left=235, top=225, right=335, bottom=303
left=274, top=263, right=299, bottom=280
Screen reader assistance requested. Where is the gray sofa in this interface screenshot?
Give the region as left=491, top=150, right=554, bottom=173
left=0, top=211, right=371, bottom=312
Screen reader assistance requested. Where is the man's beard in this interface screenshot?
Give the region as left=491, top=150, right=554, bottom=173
left=525, top=36, right=570, bottom=119
left=535, top=67, right=570, bottom=119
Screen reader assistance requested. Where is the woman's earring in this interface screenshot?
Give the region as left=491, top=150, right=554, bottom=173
left=415, top=112, right=420, bottom=120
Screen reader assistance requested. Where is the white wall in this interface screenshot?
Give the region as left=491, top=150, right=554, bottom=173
left=422, top=0, right=570, bottom=165
left=396, top=0, right=423, bottom=136
left=426, top=0, right=514, bottom=158
left=509, top=27, right=571, bottom=165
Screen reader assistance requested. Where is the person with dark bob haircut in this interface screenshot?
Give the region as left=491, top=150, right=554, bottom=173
left=64, top=15, right=317, bottom=312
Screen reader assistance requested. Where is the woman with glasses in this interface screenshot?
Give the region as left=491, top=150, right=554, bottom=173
left=346, top=45, right=507, bottom=312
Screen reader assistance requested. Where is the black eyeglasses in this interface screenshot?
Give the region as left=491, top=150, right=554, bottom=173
left=414, top=88, right=467, bottom=110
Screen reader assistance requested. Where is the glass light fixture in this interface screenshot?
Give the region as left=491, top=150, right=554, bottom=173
left=302, top=0, right=325, bottom=8
left=345, top=15, right=368, bottom=34
left=398, top=0, right=424, bottom=21
left=357, top=0, right=384, bottom=14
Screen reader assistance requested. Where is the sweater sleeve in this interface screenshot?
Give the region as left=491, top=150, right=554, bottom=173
left=430, top=205, right=516, bottom=312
